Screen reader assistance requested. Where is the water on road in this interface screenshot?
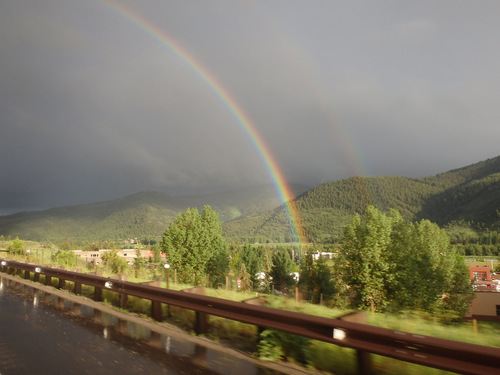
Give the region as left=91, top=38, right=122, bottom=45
left=0, top=277, right=282, bottom=375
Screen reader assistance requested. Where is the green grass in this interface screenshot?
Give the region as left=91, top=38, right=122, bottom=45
left=265, top=295, right=350, bottom=318
left=261, top=296, right=500, bottom=349
left=255, top=296, right=500, bottom=374
left=206, top=316, right=259, bottom=351
left=205, top=287, right=261, bottom=302
left=367, top=311, right=500, bottom=348
left=306, top=341, right=357, bottom=374
left=371, top=355, right=455, bottom=375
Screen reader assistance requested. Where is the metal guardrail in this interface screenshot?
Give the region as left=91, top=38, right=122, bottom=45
left=1, top=259, right=500, bottom=375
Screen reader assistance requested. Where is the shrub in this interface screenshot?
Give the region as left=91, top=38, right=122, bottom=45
left=258, top=329, right=311, bottom=364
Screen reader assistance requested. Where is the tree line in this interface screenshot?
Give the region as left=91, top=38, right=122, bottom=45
left=160, top=205, right=474, bottom=317
left=339, top=206, right=473, bottom=315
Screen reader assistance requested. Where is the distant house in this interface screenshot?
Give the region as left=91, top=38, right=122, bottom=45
left=466, top=293, right=500, bottom=321
left=466, top=266, right=500, bottom=321
left=470, top=266, right=491, bottom=281
left=312, top=252, right=337, bottom=260
left=469, top=266, right=500, bottom=292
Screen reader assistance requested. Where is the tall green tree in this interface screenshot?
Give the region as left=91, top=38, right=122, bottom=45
left=384, top=212, right=418, bottom=310
left=133, top=249, right=148, bottom=278
left=339, top=206, right=395, bottom=310
left=206, top=244, right=230, bottom=288
left=387, top=217, right=472, bottom=312
left=441, top=253, right=475, bottom=316
left=408, top=220, right=455, bottom=308
left=203, top=205, right=230, bottom=287
left=238, top=263, right=252, bottom=292
left=270, top=248, right=295, bottom=293
left=340, top=206, right=473, bottom=315
left=298, top=252, right=316, bottom=300
left=259, top=247, right=274, bottom=292
left=313, top=256, right=338, bottom=304
left=161, top=205, right=228, bottom=285
left=300, top=253, right=338, bottom=304
left=233, top=244, right=264, bottom=290
left=151, top=244, right=162, bottom=263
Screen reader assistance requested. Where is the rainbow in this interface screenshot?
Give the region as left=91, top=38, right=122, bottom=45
left=99, top=0, right=306, bottom=244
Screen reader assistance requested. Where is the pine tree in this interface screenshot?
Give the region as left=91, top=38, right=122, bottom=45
left=239, top=264, right=252, bottom=292
left=270, top=248, right=295, bottom=294
left=133, top=249, right=148, bottom=278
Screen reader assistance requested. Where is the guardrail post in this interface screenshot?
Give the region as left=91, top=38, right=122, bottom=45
left=34, top=272, right=40, bottom=282
left=94, top=286, right=103, bottom=301
left=181, top=287, right=208, bottom=334
left=195, top=311, right=208, bottom=335
left=357, top=350, right=372, bottom=375
left=58, top=278, right=65, bottom=289
left=45, top=275, right=52, bottom=286
left=119, top=292, right=128, bottom=309
left=74, top=282, right=82, bottom=295
left=24, top=270, right=30, bottom=279
left=337, top=310, right=372, bottom=374
left=151, top=301, right=162, bottom=321
left=243, top=296, right=268, bottom=345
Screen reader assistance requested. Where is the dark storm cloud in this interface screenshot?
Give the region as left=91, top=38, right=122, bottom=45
left=1, top=0, right=500, bottom=214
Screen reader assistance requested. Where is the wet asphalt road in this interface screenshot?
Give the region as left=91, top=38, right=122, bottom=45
left=0, top=285, right=188, bottom=375
left=0, top=281, right=282, bottom=375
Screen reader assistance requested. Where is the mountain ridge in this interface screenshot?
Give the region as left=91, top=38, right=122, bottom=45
left=225, top=156, right=500, bottom=243
left=0, top=184, right=309, bottom=241
left=1, top=156, right=499, bottom=243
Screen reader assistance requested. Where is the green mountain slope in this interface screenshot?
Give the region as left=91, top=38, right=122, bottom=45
left=225, top=156, right=500, bottom=243
left=0, top=185, right=308, bottom=241
left=224, top=176, right=442, bottom=243
left=415, top=156, right=500, bottom=225
left=2, top=156, right=499, bottom=243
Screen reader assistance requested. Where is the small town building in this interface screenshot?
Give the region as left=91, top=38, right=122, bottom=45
left=465, top=292, right=500, bottom=321
left=469, top=266, right=499, bottom=292
left=470, top=266, right=491, bottom=282
left=466, top=266, right=500, bottom=321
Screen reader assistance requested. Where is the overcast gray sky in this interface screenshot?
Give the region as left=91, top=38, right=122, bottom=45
left=1, top=1, right=499, bottom=215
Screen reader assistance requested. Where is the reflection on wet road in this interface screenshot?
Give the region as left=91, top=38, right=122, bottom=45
left=0, top=278, right=281, bottom=375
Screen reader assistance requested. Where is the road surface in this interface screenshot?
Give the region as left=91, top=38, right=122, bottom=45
left=0, top=278, right=284, bottom=375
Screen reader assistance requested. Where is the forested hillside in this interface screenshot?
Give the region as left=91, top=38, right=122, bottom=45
left=1, top=156, right=499, bottom=243
left=0, top=185, right=307, bottom=241
left=418, top=157, right=500, bottom=225
left=224, top=176, right=443, bottom=243
left=225, top=156, right=500, bottom=243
